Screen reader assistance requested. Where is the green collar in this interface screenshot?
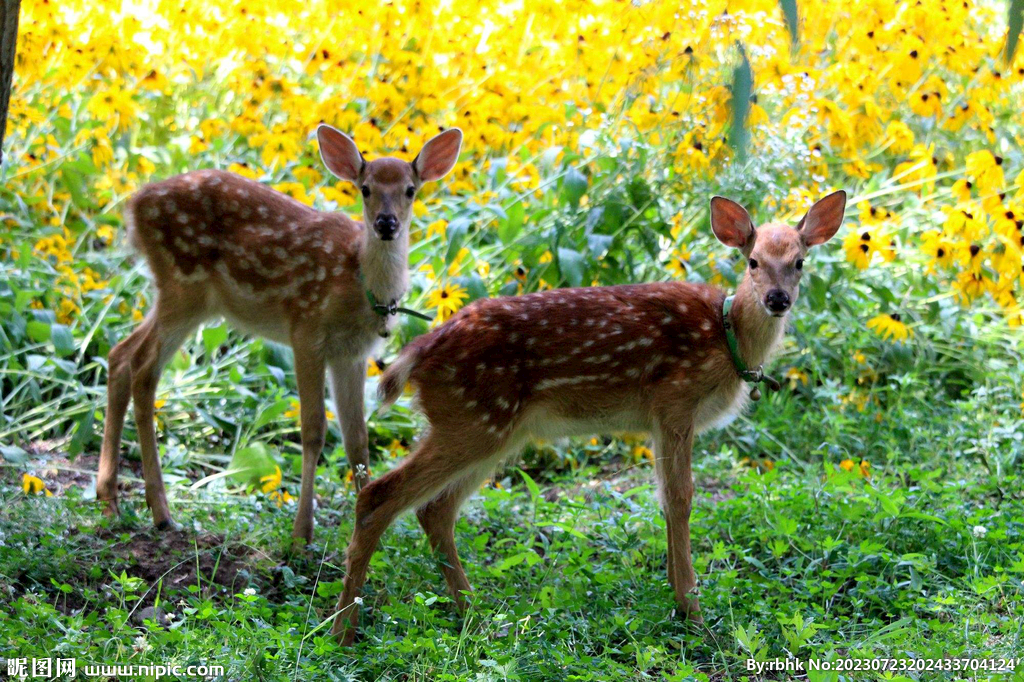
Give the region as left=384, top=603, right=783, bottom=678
left=360, top=273, right=433, bottom=324
left=722, top=295, right=781, bottom=401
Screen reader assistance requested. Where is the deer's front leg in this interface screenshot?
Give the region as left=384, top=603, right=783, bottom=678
left=291, top=335, right=327, bottom=548
left=654, top=417, right=701, bottom=623
left=328, top=358, right=370, bottom=492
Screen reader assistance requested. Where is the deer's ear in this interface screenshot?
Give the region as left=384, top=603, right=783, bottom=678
left=798, top=190, right=847, bottom=247
left=710, top=196, right=755, bottom=250
left=317, top=125, right=363, bottom=183
left=414, top=128, right=462, bottom=182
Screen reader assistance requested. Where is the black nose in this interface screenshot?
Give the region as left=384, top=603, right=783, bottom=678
left=374, top=214, right=399, bottom=240
left=766, top=290, right=791, bottom=313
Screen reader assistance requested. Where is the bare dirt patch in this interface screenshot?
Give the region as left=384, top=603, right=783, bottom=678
left=96, top=527, right=270, bottom=605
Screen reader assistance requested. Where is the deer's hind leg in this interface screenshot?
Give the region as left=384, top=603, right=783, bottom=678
left=97, top=315, right=157, bottom=516
left=126, top=293, right=206, bottom=529
left=415, top=465, right=493, bottom=611
left=333, top=431, right=502, bottom=645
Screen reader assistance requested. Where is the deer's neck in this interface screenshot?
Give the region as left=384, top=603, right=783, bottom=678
left=728, top=274, right=786, bottom=369
left=360, top=229, right=409, bottom=305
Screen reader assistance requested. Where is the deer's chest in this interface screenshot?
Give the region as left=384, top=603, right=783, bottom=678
left=693, top=378, right=749, bottom=434
left=320, top=296, right=390, bottom=362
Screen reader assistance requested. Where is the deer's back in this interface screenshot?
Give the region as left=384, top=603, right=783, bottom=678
left=409, top=283, right=742, bottom=437
left=126, top=170, right=366, bottom=338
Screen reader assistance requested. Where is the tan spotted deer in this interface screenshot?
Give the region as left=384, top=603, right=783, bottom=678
left=330, top=190, right=846, bottom=643
left=96, top=125, right=463, bottom=545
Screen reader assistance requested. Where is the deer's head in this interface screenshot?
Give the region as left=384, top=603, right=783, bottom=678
left=317, top=126, right=463, bottom=242
left=710, top=191, right=847, bottom=316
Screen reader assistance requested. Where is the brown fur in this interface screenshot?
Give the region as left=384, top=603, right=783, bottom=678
left=332, top=191, right=846, bottom=644
left=96, top=127, right=464, bottom=547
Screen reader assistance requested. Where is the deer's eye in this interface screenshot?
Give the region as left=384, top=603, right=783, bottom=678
left=749, top=258, right=759, bottom=270
left=361, top=186, right=371, bottom=198
left=405, top=186, right=415, bottom=198
left=795, top=258, right=804, bottom=270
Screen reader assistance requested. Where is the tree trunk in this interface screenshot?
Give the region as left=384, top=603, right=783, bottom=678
left=0, top=0, right=21, bottom=166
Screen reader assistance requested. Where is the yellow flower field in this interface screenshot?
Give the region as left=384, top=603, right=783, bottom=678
left=7, top=0, right=1024, bottom=331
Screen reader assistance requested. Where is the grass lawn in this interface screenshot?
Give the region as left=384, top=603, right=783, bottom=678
left=3, top=360, right=1022, bottom=680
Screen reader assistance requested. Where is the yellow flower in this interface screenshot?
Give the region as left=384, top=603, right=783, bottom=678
left=884, top=120, right=914, bottom=154
left=268, top=489, right=294, bottom=507
left=785, top=367, right=808, bottom=388
left=22, top=474, right=52, bottom=496
left=840, top=458, right=871, bottom=477
left=920, top=231, right=955, bottom=272
left=665, top=244, right=691, bottom=279
left=385, top=439, right=407, bottom=459
left=92, top=136, right=114, bottom=168
left=425, top=219, right=448, bottom=240
left=631, top=445, right=654, bottom=465
left=367, top=357, right=386, bottom=377
left=283, top=399, right=332, bottom=422
left=96, top=224, right=115, bottom=245
left=867, top=313, right=912, bottom=342
left=271, top=182, right=313, bottom=206
left=843, top=229, right=876, bottom=269
left=259, top=128, right=301, bottom=168
left=965, top=150, right=1005, bottom=193
left=56, top=298, right=81, bottom=325
left=228, top=163, right=261, bottom=181
left=260, top=465, right=283, bottom=493
left=427, top=283, right=469, bottom=323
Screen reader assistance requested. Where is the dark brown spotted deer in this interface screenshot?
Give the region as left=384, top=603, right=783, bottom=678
left=330, top=190, right=846, bottom=643
left=96, top=125, right=463, bottom=545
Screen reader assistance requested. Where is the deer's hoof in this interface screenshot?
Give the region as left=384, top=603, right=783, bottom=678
left=152, top=515, right=178, bottom=532
left=332, top=618, right=357, bottom=647
left=99, top=497, right=120, bottom=518
left=290, top=527, right=314, bottom=552
left=678, top=594, right=702, bottom=624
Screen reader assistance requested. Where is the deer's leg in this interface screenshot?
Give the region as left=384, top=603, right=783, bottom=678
left=328, top=358, right=370, bottom=493
left=415, top=468, right=489, bottom=611
left=333, top=434, right=476, bottom=645
left=97, top=314, right=156, bottom=516
left=129, top=307, right=199, bottom=530
left=654, top=417, right=701, bottom=623
left=291, top=337, right=327, bottom=547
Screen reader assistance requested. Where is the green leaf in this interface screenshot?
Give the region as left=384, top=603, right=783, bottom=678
left=203, top=325, right=229, bottom=358
left=498, top=201, right=525, bottom=244
left=561, top=167, right=587, bottom=209
left=168, top=349, right=191, bottom=372
left=51, top=324, right=76, bottom=357
left=729, top=44, right=752, bottom=162
left=69, top=407, right=96, bottom=458
left=779, top=0, right=799, bottom=47
left=26, top=321, right=51, bottom=344
left=445, top=217, right=471, bottom=264
left=519, top=468, right=541, bottom=507
left=228, top=443, right=278, bottom=485
left=252, top=398, right=293, bottom=431
left=1006, top=0, right=1024, bottom=63
left=557, top=247, right=586, bottom=287
left=0, top=444, right=29, bottom=464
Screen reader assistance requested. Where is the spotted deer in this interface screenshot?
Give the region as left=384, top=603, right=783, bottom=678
left=96, top=125, right=463, bottom=545
left=330, top=191, right=847, bottom=643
